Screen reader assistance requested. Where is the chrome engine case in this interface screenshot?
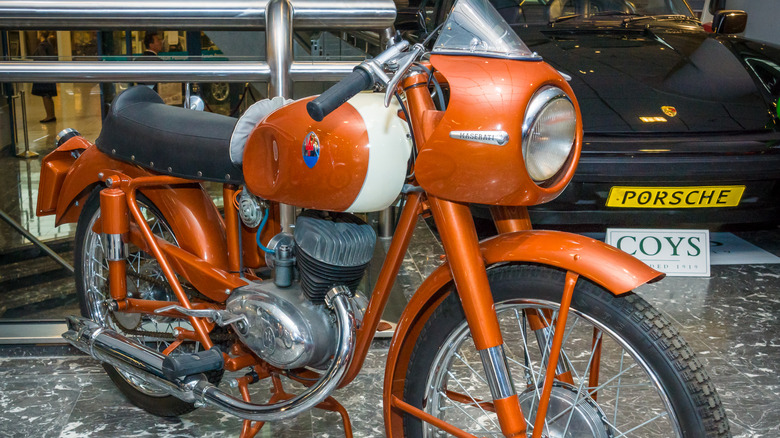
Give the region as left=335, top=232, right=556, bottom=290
left=226, top=281, right=365, bottom=370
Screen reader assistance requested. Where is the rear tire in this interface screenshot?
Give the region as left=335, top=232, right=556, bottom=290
left=75, top=188, right=221, bottom=417
left=403, top=264, right=730, bottom=437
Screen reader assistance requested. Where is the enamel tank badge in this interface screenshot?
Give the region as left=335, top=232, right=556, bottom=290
left=302, top=132, right=320, bottom=168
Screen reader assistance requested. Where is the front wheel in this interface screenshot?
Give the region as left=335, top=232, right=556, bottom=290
left=404, top=264, right=730, bottom=437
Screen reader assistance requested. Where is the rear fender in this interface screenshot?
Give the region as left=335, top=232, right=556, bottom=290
left=383, top=230, right=663, bottom=435
left=43, top=139, right=229, bottom=269
left=37, top=136, right=91, bottom=219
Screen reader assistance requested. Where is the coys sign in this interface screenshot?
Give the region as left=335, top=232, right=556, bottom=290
left=606, top=228, right=710, bottom=277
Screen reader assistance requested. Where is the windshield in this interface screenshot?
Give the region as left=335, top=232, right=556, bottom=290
left=433, top=0, right=538, bottom=59
left=490, top=0, right=695, bottom=25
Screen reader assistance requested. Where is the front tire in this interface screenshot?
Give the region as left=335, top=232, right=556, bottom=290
left=404, top=264, right=730, bottom=437
left=74, top=188, right=220, bottom=417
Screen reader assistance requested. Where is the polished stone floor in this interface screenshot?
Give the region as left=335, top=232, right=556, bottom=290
left=1, top=83, right=780, bottom=437
left=1, top=226, right=780, bottom=437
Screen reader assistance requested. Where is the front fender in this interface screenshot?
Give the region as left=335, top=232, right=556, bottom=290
left=383, top=230, right=663, bottom=435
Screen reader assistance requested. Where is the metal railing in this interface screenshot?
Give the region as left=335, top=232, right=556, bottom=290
left=0, top=0, right=397, bottom=237
left=0, top=0, right=395, bottom=84
left=0, top=0, right=395, bottom=30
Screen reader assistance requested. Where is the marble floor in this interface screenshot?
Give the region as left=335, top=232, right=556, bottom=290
left=1, top=225, right=780, bottom=437
left=1, top=83, right=780, bottom=437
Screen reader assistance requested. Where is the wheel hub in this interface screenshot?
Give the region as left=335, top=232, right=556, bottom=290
left=518, top=383, right=611, bottom=438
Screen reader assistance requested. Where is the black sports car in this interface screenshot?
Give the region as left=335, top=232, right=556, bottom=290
left=407, top=0, right=780, bottom=227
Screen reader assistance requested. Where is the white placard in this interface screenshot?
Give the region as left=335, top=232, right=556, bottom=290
left=606, top=228, right=710, bottom=277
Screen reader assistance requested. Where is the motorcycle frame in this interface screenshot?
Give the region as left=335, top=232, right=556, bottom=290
left=39, top=68, right=663, bottom=438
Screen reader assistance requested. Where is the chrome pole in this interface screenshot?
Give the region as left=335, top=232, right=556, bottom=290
left=267, top=0, right=293, bottom=98
left=379, top=207, right=394, bottom=238
left=0, top=61, right=358, bottom=83
left=0, top=0, right=396, bottom=30
left=0, top=209, right=74, bottom=273
left=16, top=90, right=38, bottom=159
left=0, top=61, right=273, bottom=83
left=267, top=0, right=296, bottom=234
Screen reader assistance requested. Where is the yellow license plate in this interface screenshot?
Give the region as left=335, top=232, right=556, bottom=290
left=607, top=186, right=745, bottom=208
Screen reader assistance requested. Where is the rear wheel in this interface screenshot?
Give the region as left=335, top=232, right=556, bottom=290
left=75, top=188, right=221, bottom=417
left=404, top=264, right=730, bottom=437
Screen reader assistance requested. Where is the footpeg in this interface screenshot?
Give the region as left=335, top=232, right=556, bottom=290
left=162, top=348, right=224, bottom=379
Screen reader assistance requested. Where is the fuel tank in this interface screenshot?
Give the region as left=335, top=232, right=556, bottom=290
left=243, top=92, right=412, bottom=212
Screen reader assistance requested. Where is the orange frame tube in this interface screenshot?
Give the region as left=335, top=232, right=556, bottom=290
left=224, top=184, right=242, bottom=274
left=340, top=191, right=424, bottom=386
left=531, top=271, right=579, bottom=438
left=121, top=174, right=215, bottom=349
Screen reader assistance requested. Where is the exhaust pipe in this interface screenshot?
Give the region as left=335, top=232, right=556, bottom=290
left=63, top=286, right=356, bottom=421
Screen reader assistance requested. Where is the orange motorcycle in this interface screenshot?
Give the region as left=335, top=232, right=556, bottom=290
left=36, top=0, right=729, bottom=436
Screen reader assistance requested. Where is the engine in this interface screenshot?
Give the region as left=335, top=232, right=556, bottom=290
left=226, top=211, right=374, bottom=370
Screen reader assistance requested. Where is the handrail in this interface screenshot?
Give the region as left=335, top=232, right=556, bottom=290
left=0, top=0, right=396, bottom=233
left=0, top=0, right=396, bottom=30
left=0, top=61, right=357, bottom=82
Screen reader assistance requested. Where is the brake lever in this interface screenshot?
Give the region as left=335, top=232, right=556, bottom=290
left=383, top=43, right=426, bottom=107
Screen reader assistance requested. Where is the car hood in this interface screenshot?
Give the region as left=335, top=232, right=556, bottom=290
left=514, top=24, right=777, bottom=134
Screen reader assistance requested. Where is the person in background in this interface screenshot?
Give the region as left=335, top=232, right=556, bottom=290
left=143, top=31, right=164, bottom=59
left=135, top=31, right=164, bottom=91
left=31, top=31, right=57, bottom=123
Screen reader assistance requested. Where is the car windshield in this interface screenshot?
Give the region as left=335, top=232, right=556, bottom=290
left=489, top=0, right=695, bottom=25
left=432, top=0, right=537, bottom=59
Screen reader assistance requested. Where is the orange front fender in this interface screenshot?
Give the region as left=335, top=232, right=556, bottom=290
left=39, top=138, right=230, bottom=270
left=383, top=230, right=663, bottom=436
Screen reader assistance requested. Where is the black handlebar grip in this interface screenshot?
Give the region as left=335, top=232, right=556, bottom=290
left=307, top=68, right=373, bottom=122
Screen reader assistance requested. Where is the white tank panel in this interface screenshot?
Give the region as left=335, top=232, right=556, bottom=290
left=345, top=93, right=412, bottom=212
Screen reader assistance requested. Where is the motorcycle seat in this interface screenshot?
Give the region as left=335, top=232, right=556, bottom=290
left=96, top=86, right=243, bottom=184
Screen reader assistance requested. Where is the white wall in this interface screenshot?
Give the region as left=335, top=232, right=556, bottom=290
left=703, top=0, right=780, bottom=46
left=727, top=0, right=778, bottom=46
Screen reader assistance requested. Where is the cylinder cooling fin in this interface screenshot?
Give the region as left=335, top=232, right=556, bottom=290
left=294, top=211, right=376, bottom=302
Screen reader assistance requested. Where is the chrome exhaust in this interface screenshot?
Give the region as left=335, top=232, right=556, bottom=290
left=63, top=286, right=356, bottom=421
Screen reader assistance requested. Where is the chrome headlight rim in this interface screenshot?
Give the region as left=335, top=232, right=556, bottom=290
left=522, top=85, right=577, bottom=185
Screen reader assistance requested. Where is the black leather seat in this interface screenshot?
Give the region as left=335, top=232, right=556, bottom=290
left=96, top=86, right=243, bottom=184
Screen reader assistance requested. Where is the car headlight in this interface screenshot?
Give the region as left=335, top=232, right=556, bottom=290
left=522, top=86, right=577, bottom=183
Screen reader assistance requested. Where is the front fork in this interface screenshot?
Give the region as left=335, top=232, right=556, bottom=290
left=431, top=199, right=581, bottom=438
left=428, top=197, right=527, bottom=437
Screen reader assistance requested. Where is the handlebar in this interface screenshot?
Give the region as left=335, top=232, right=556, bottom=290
left=305, top=40, right=418, bottom=122
left=306, top=68, right=373, bottom=122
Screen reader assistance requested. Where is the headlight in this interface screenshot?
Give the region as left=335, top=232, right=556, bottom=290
left=522, top=86, right=577, bottom=183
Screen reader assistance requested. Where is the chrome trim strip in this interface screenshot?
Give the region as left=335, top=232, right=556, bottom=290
left=521, top=86, right=570, bottom=141
left=0, top=0, right=397, bottom=30
left=479, top=345, right=516, bottom=400
left=101, top=234, right=126, bottom=262
left=449, top=130, right=509, bottom=146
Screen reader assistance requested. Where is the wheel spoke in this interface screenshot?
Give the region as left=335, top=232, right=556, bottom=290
left=437, top=387, right=497, bottom=434
left=453, top=351, right=490, bottom=386
left=613, top=412, right=669, bottom=438
left=445, top=371, right=501, bottom=430
left=561, top=330, right=602, bottom=436
left=614, top=351, right=626, bottom=427
left=546, top=362, right=639, bottom=424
